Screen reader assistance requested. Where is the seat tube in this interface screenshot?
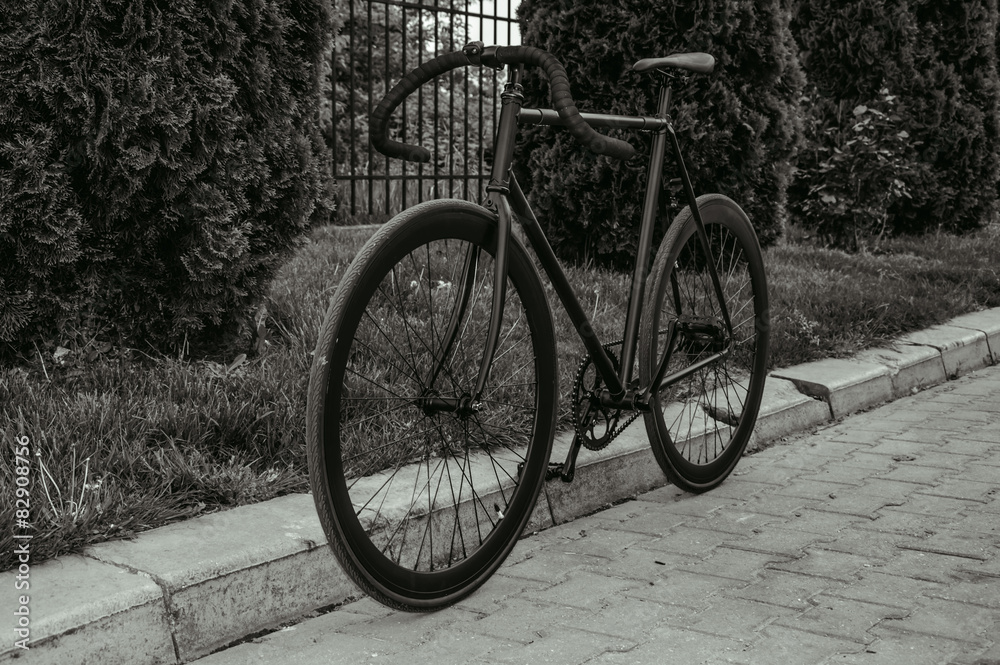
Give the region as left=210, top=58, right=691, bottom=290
left=474, top=65, right=524, bottom=400
left=618, top=83, right=672, bottom=386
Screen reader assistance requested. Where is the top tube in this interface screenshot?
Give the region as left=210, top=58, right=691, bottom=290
left=516, top=108, right=670, bottom=133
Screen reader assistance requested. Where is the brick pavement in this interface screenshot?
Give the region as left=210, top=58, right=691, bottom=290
left=197, top=364, right=999, bottom=664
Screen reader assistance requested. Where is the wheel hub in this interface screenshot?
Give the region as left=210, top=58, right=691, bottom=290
left=416, top=391, right=481, bottom=418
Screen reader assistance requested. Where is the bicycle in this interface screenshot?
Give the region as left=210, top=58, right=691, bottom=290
left=307, top=42, right=770, bottom=611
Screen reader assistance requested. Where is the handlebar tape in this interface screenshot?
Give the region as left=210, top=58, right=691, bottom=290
left=370, top=45, right=635, bottom=163
left=370, top=50, right=473, bottom=163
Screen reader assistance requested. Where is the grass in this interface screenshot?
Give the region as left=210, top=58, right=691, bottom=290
left=767, top=227, right=1000, bottom=365
left=2, top=219, right=999, bottom=571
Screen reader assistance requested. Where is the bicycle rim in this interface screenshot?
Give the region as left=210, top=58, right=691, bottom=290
left=307, top=201, right=556, bottom=609
left=640, top=194, right=769, bottom=491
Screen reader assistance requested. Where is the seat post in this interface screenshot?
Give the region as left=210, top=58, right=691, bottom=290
left=657, top=75, right=675, bottom=117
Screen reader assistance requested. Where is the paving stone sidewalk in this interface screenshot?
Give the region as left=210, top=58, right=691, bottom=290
left=195, top=363, right=1000, bottom=665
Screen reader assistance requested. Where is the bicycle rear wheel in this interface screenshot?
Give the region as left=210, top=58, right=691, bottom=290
left=639, top=194, right=769, bottom=492
left=307, top=199, right=557, bottom=610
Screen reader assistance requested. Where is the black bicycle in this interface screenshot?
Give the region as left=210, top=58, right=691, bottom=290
left=307, top=43, right=770, bottom=610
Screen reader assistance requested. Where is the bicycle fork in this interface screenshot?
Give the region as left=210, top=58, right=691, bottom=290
left=418, top=69, right=524, bottom=415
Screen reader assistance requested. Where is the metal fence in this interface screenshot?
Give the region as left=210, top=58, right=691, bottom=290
left=332, top=0, right=521, bottom=219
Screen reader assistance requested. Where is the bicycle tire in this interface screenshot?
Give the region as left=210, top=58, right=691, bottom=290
left=307, top=199, right=557, bottom=610
left=638, top=194, right=770, bottom=492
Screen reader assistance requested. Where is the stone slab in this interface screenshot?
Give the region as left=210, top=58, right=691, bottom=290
left=854, top=343, right=947, bottom=398
left=771, top=358, right=894, bottom=420
left=0, top=555, right=174, bottom=665
left=754, top=375, right=832, bottom=444
left=85, top=494, right=352, bottom=662
left=947, top=308, right=1000, bottom=364
left=899, top=324, right=992, bottom=379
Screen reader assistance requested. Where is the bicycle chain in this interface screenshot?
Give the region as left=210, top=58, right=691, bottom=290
left=572, top=340, right=644, bottom=451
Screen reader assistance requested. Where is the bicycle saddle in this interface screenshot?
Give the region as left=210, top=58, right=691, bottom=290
left=632, top=53, right=715, bottom=75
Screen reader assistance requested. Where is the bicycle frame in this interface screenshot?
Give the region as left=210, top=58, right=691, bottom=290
left=441, top=63, right=736, bottom=477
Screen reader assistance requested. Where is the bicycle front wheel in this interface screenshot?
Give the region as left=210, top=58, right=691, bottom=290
left=639, top=194, right=769, bottom=492
left=307, top=199, right=557, bottom=610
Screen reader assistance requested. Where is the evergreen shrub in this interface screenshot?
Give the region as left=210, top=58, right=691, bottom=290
left=790, top=0, right=1000, bottom=247
left=0, top=0, right=334, bottom=356
left=515, top=0, right=804, bottom=269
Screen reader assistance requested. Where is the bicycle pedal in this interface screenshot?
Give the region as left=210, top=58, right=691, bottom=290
left=545, top=463, right=565, bottom=481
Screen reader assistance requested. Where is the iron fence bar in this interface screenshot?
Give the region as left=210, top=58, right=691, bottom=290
left=433, top=2, right=441, bottom=201
left=480, top=3, right=487, bottom=205
left=334, top=174, right=489, bottom=181
left=507, top=0, right=513, bottom=44
left=367, top=0, right=374, bottom=214
left=416, top=2, right=425, bottom=211
left=331, top=14, right=341, bottom=214
left=348, top=0, right=357, bottom=214
left=382, top=0, right=391, bottom=215
left=448, top=0, right=456, bottom=199
left=463, top=0, right=471, bottom=203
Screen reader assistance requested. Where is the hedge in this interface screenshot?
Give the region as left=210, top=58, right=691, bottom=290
left=0, top=0, right=335, bottom=358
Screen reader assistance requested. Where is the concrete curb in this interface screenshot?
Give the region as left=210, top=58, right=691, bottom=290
left=4, top=307, right=999, bottom=664
left=771, top=358, right=893, bottom=420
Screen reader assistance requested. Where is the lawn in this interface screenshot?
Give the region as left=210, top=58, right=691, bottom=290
left=2, top=219, right=999, bottom=571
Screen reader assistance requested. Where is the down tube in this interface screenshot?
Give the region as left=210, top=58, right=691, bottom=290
left=506, top=176, right=625, bottom=397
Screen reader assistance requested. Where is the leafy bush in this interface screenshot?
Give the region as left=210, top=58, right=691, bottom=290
left=790, top=0, right=1000, bottom=245
left=792, top=87, right=926, bottom=250
left=0, top=0, right=335, bottom=358
left=515, top=0, right=805, bottom=269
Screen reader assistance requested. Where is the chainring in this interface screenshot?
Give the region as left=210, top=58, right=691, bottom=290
left=572, top=345, right=625, bottom=451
